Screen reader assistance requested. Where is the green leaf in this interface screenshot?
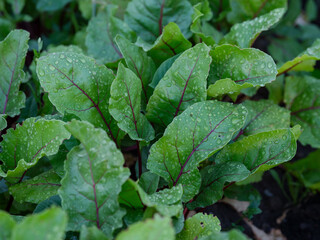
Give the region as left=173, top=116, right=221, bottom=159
left=177, top=213, right=221, bottom=240
left=147, top=43, right=212, bottom=127
left=116, top=215, right=175, bottom=240
left=284, top=75, right=320, bottom=147
left=36, top=52, right=124, bottom=147
left=59, top=120, right=130, bottom=237
left=124, top=0, right=193, bottom=43
left=6, top=0, right=26, bottom=15
left=202, top=229, right=249, bottom=240
left=86, top=5, right=136, bottom=64
left=80, top=225, right=110, bottom=240
left=187, top=162, right=250, bottom=209
left=0, top=19, right=14, bottom=41
left=138, top=171, right=159, bottom=194
left=146, top=22, right=192, bottom=66
left=9, top=170, right=61, bottom=204
left=0, top=118, right=70, bottom=182
left=109, top=64, right=155, bottom=142
left=0, top=30, right=29, bottom=117
left=266, top=75, right=285, bottom=104
left=216, top=128, right=297, bottom=176
left=227, top=0, right=287, bottom=23
left=147, top=101, right=247, bottom=200
left=0, top=114, right=7, bottom=131
left=0, top=210, right=16, bottom=240
left=233, top=99, right=290, bottom=140
left=207, top=45, right=277, bottom=98
left=11, top=207, right=67, bottom=240
left=277, top=39, right=320, bottom=75
left=36, top=0, right=72, bottom=11
left=115, top=35, right=156, bottom=105
left=223, top=8, right=285, bottom=48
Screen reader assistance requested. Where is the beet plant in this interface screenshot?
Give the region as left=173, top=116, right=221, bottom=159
left=0, top=0, right=319, bottom=239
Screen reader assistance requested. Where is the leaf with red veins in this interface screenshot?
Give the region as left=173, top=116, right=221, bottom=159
left=0, top=30, right=29, bottom=117
left=36, top=52, right=124, bottom=147
left=146, top=43, right=211, bottom=127
left=147, top=101, right=247, bottom=201
left=109, top=64, right=155, bottom=142
left=0, top=118, right=71, bottom=182
left=59, top=120, right=130, bottom=237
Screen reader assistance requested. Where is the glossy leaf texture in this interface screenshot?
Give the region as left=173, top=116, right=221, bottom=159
left=147, top=43, right=212, bottom=127
left=0, top=30, right=29, bottom=117
left=284, top=75, right=320, bottom=147
left=177, top=213, right=221, bottom=240
left=115, top=35, right=156, bottom=105
left=0, top=118, right=70, bottom=182
left=124, top=0, right=193, bottom=43
left=227, top=0, right=287, bottom=23
left=277, top=39, right=320, bottom=75
left=116, top=215, right=175, bottom=240
left=147, top=22, right=192, bottom=66
left=207, top=45, right=277, bottom=98
left=0, top=211, right=16, bottom=240
left=187, top=162, right=250, bottom=209
left=233, top=99, right=290, bottom=141
left=223, top=8, right=285, bottom=48
left=36, top=52, right=124, bottom=147
left=86, top=5, right=136, bottom=64
left=216, top=128, right=297, bottom=175
left=9, top=170, right=61, bottom=204
left=59, top=120, right=130, bottom=237
left=109, top=64, right=155, bottom=142
left=147, top=101, right=247, bottom=200
left=11, top=207, right=67, bottom=240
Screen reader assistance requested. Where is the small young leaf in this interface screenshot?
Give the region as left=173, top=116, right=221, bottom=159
left=177, top=213, right=221, bottom=240
left=147, top=101, right=247, bottom=200
left=9, top=170, right=61, bottom=204
left=147, top=22, right=192, bottom=66
left=147, top=43, right=212, bottom=127
left=0, top=30, right=29, bottom=117
left=284, top=76, right=320, bottom=147
left=109, top=64, right=155, bottom=142
left=86, top=5, right=136, bottom=64
left=0, top=114, right=7, bottom=131
left=11, top=207, right=67, bottom=240
left=277, top=39, right=320, bottom=75
left=124, top=0, right=193, bottom=43
left=59, top=120, right=130, bottom=237
left=36, top=52, right=124, bottom=146
left=116, top=215, right=175, bottom=240
left=207, top=45, right=277, bottom=98
left=138, top=171, right=160, bottom=194
left=223, top=8, right=285, bottom=48
left=0, top=118, right=70, bottom=182
left=0, top=210, right=16, bottom=240
left=80, top=225, right=110, bottom=240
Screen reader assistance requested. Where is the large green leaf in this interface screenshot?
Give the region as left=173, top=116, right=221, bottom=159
left=233, top=99, right=290, bottom=140
left=109, top=64, right=155, bottom=142
left=227, top=0, right=287, bottom=23
left=284, top=76, right=320, bottom=147
left=216, top=128, right=297, bottom=175
left=223, top=8, right=285, bottom=48
left=0, top=30, right=29, bottom=117
left=207, top=45, right=277, bottom=98
left=187, top=162, right=250, bottom=209
left=146, top=22, right=192, bottom=66
left=59, top=120, right=130, bottom=237
left=6, top=0, right=26, bottom=15
left=124, top=0, right=193, bottom=43
left=138, top=171, right=159, bottom=194
left=146, top=43, right=211, bottom=127
left=277, top=39, right=320, bottom=76
left=115, top=35, right=156, bottom=105
left=36, top=0, right=71, bottom=11
left=177, top=213, right=221, bottom=240
left=11, top=207, right=67, bottom=240
left=86, top=5, right=136, bottom=64
left=36, top=52, right=124, bottom=147
left=147, top=101, right=247, bottom=200
left=80, top=225, right=110, bottom=240
left=116, top=215, right=175, bottom=240
left=9, top=170, right=61, bottom=204
left=0, top=118, right=70, bottom=182
left=0, top=211, right=16, bottom=240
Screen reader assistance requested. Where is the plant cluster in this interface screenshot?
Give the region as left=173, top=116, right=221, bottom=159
left=0, top=0, right=319, bottom=239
